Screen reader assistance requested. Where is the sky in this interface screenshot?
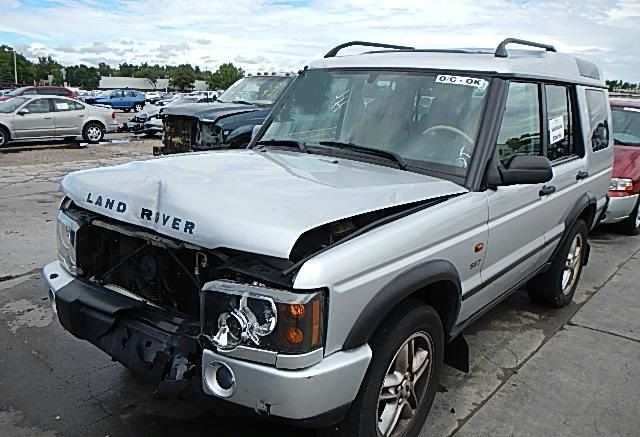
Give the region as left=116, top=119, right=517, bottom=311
left=1, top=0, right=639, bottom=81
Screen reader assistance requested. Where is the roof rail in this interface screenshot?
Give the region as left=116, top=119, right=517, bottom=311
left=495, top=38, right=557, bottom=58
left=324, top=41, right=415, bottom=58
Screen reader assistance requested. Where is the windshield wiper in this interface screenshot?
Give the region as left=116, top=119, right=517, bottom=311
left=317, top=141, right=408, bottom=169
left=255, top=139, right=309, bottom=153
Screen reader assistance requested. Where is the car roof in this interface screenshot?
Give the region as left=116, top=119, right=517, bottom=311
left=309, top=43, right=605, bottom=88
left=610, top=98, right=640, bottom=109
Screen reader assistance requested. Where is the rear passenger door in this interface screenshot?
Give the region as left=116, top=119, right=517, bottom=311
left=53, top=99, right=85, bottom=136
left=537, top=84, right=586, bottom=253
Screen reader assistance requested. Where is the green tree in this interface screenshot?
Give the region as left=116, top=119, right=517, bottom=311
left=97, top=62, right=113, bottom=77
left=66, top=64, right=100, bottom=88
left=169, top=64, right=196, bottom=90
left=207, top=62, right=244, bottom=90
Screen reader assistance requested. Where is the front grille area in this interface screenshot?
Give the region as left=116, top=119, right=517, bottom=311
left=161, top=116, right=197, bottom=155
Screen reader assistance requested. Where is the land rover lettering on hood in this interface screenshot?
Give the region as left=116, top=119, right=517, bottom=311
left=44, top=39, right=611, bottom=435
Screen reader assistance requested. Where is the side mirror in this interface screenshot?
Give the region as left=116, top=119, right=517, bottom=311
left=251, top=124, right=262, bottom=141
left=496, top=155, right=553, bottom=186
left=17, top=108, right=29, bottom=116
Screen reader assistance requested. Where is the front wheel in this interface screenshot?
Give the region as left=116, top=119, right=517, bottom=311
left=323, top=302, right=443, bottom=437
left=528, top=219, right=588, bottom=307
left=83, top=122, right=104, bottom=144
left=617, top=197, right=640, bottom=236
left=0, top=126, right=9, bottom=147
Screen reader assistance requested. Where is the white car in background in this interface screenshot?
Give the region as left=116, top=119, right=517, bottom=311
left=144, top=91, right=162, bottom=102
left=0, top=95, right=118, bottom=146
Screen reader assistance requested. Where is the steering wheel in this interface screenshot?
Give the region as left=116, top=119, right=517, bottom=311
left=421, top=125, right=474, bottom=168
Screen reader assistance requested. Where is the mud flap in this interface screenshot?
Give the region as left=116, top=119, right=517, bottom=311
left=444, top=334, right=469, bottom=373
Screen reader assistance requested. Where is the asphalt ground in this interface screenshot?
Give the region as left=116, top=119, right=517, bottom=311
left=0, top=139, right=638, bottom=437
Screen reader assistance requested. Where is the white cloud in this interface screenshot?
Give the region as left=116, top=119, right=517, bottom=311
left=2, top=0, right=639, bottom=80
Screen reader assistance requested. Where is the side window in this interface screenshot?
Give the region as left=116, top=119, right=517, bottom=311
left=125, top=90, right=136, bottom=97
left=22, top=88, right=37, bottom=95
left=545, top=85, right=578, bottom=161
left=53, top=99, right=74, bottom=111
left=24, top=99, right=52, bottom=113
left=496, top=82, right=541, bottom=166
left=112, top=91, right=124, bottom=98
left=71, top=101, right=85, bottom=110
left=586, top=89, right=610, bottom=151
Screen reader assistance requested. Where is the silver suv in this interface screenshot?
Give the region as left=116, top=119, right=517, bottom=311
left=44, top=38, right=612, bottom=436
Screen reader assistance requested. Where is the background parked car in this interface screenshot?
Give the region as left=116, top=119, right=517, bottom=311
left=84, top=89, right=145, bottom=112
left=144, top=91, right=162, bottom=102
left=0, top=86, right=76, bottom=102
left=601, top=98, right=640, bottom=234
left=0, top=95, right=117, bottom=146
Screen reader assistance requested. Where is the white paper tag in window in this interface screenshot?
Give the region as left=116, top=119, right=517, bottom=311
left=623, top=107, right=640, bottom=113
left=55, top=102, right=69, bottom=110
left=549, top=116, right=565, bottom=144
left=435, top=75, right=486, bottom=88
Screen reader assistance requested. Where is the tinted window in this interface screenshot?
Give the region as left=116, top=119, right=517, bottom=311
left=71, top=101, right=85, bottom=110
left=125, top=90, right=137, bottom=97
left=496, top=82, right=541, bottom=165
left=612, top=107, right=640, bottom=146
left=545, top=85, right=577, bottom=161
left=586, top=89, right=610, bottom=151
left=22, top=88, right=38, bottom=95
left=112, top=91, right=124, bottom=98
left=24, top=99, right=51, bottom=113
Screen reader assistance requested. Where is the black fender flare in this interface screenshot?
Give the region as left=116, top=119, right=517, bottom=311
left=549, top=191, right=597, bottom=264
left=342, top=259, right=462, bottom=350
left=225, top=124, right=255, bottom=146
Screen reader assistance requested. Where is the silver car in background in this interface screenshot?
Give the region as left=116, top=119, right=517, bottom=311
left=0, top=95, right=118, bottom=146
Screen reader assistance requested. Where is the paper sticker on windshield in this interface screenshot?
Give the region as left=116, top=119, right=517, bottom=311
left=436, top=75, right=486, bottom=88
left=549, top=116, right=565, bottom=144
left=55, top=102, right=69, bottom=110
left=623, top=107, right=640, bottom=113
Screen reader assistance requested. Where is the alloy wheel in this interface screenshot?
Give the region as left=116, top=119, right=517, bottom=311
left=561, top=233, right=583, bottom=293
left=86, top=126, right=102, bottom=142
left=376, top=332, right=433, bottom=437
left=0, top=130, right=5, bottom=146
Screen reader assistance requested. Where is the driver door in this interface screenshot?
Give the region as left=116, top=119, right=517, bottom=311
left=461, top=82, right=548, bottom=319
left=13, top=98, right=56, bottom=139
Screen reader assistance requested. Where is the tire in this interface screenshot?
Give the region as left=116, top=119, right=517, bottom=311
left=123, top=108, right=131, bottom=113
left=134, top=103, right=144, bottom=112
left=322, top=301, right=444, bottom=437
left=82, top=122, right=104, bottom=144
left=616, top=198, right=640, bottom=236
left=0, top=126, right=9, bottom=147
left=527, top=219, right=588, bottom=308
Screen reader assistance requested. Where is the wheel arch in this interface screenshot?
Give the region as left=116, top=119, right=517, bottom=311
left=0, top=122, right=11, bottom=141
left=84, top=119, right=106, bottom=132
left=342, top=259, right=462, bottom=351
left=548, top=191, right=597, bottom=266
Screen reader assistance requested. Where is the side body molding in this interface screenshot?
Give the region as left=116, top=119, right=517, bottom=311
left=343, top=259, right=462, bottom=350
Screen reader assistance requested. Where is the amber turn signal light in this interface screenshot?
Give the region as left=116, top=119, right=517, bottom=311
left=285, top=327, right=304, bottom=344
left=287, top=303, right=306, bottom=319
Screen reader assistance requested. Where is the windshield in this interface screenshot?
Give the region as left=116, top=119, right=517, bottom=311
left=0, top=97, right=29, bottom=113
left=261, top=69, right=490, bottom=176
left=7, top=87, right=28, bottom=96
left=612, top=107, right=640, bottom=146
left=218, top=76, right=291, bottom=105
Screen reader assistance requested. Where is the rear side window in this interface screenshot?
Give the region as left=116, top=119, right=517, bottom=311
left=585, top=89, right=610, bottom=151
left=545, top=85, right=578, bottom=161
left=22, top=88, right=37, bottom=95
left=53, top=99, right=82, bottom=111
left=496, top=82, right=541, bottom=165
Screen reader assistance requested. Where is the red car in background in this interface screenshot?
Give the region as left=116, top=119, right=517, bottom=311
left=0, top=86, right=75, bottom=102
left=601, top=98, right=640, bottom=234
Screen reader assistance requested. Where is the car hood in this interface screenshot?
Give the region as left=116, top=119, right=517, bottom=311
left=613, top=145, right=640, bottom=178
left=161, top=101, right=260, bottom=121
left=60, top=150, right=467, bottom=258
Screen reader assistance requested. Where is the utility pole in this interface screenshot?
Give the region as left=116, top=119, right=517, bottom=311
left=8, top=49, right=18, bottom=84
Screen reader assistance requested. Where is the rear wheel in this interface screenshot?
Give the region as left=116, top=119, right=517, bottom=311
left=0, top=126, right=9, bottom=147
left=528, top=219, right=588, bottom=307
left=123, top=108, right=131, bottom=113
left=134, top=103, right=144, bottom=112
left=617, top=198, right=640, bottom=236
left=83, top=122, right=104, bottom=144
left=322, top=301, right=443, bottom=437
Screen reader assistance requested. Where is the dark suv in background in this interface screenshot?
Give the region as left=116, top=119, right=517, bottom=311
left=157, top=73, right=294, bottom=155
left=0, top=86, right=76, bottom=102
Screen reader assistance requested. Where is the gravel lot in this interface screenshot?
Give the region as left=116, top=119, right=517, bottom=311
left=1, top=135, right=639, bottom=437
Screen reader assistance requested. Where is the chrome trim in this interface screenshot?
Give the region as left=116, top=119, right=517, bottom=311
left=217, top=345, right=277, bottom=366
left=276, top=348, right=324, bottom=370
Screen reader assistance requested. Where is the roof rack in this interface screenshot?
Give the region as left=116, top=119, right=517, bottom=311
left=324, top=41, right=415, bottom=58
left=494, top=38, right=556, bottom=58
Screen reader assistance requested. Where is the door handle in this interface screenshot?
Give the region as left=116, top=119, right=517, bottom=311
left=576, top=171, right=589, bottom=180
left=44, top=117, right=53, bottom=120
left=539, top=185, right=556, bottom=197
